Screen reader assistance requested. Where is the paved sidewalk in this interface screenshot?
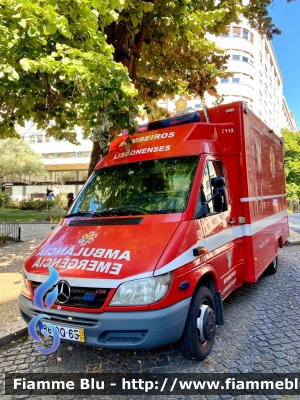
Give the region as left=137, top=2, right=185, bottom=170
left=0, top=224, right=58, bottom=347
left=0, top=224, right=299, bottom=348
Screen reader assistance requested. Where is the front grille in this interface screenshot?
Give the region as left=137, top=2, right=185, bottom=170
left=31, top=281, right=111, bottom=309
left=30, top=309, right=99, bottom=327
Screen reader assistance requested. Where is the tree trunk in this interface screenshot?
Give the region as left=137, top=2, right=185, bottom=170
left=87, top=18, right=149, bottom=177
left=88, top=141, right=108, bottom=177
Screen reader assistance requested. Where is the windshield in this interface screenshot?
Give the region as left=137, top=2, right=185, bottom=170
left=67, top=156, right=199, bottom=217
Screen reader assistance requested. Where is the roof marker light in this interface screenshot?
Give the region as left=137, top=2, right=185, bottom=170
left=138, top=112, right=201, bottom=134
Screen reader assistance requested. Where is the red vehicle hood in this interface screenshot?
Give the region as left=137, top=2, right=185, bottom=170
left=24, top=215, right=181, bottom=282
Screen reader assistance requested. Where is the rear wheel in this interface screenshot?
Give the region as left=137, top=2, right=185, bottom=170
left=267, top=255, right=278, bottom=274
left=179, top=286, right=216, bottom=361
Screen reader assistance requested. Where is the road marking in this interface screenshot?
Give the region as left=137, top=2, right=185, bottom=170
left=289, top=223, right=300, bottom=230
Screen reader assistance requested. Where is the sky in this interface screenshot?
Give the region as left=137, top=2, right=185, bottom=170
left=268, top=0, right=300, bottom=129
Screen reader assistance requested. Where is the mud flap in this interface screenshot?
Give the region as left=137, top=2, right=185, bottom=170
left=215, top=291, right=224, bottom=325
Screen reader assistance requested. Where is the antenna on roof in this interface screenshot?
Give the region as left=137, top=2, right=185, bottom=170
left=201, top=98, right=211, bottom=123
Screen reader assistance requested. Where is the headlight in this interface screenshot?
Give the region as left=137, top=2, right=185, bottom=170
left=21, top=270, right=31, bottom=298
left=109, top=272, right=172, bottom=306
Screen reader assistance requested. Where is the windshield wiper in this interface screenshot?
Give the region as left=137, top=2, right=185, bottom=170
left=93, top=207, right=151, bottom=216
left=65, top=211, right=96, bottom=218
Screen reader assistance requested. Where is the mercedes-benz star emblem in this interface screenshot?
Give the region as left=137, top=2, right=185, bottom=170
left=56, top=281, right=71, bottom=304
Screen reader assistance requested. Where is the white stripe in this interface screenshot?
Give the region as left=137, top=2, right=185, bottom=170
left=155, top=209, right=288, bottom=276
left=241, top=209, right=287, bottom=236
left=26, top=210, right=288, bottom=286
left=240, top=194, right=286, bottom=202
left=26, top=270, right=154, bottom=288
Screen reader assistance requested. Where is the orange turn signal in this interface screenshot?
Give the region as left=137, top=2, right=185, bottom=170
left=193, top=247, right=209, bottom=256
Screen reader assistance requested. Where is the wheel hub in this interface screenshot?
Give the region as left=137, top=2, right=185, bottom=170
left=197, top=304, right=216, bottom=341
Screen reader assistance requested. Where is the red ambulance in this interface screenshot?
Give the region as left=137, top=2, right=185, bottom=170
left=19, top=101, right=289, bottom=360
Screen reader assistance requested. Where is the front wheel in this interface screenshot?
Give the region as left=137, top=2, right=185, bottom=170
left=267, top=255, right=278, bottom=274
left=179, top=286, right=216, bottom=361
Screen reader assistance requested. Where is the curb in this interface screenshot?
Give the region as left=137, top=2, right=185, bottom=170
left=286, top=240, right=300, bottom=246
left=0, top=320, right=28, bottom=348
left=287, top=229, right=300, bottom=246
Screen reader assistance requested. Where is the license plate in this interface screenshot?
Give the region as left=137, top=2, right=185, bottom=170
left=39, top=321, right=85, bottom=342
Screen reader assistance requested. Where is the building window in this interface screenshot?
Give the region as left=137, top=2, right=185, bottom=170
left=36, top=135, right=43, bottom=143
left=221, top=78, right=229, bottom=83
left=232, top=27, right=241, bottom=37
left=232, top=78, right=240, bottom=83
left=29, top=135, right=35, bottom=144
left=242, top=56, right=249, bottom=63
left=78, top=170, right=88, bottom=181
left=243, top=29, right=249, bottom=40
left=232, top=54, right=240, bottom=60
left=45, top=136, right=50, bottom=143
left=222, top=26, right=230, bottom=37
left=81, top=152, right=92, bottom=158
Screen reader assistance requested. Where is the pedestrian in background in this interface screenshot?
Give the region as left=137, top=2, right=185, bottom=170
left=53, top=183, right=60, bottom=199
left=46, top=185, right=54, bottom=200
left=1, top=182, right=5, bottom=192
left=67, top=192, right=74, bottom=209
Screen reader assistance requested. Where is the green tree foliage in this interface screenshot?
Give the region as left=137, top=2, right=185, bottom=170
left=0, top=0, right=139, bottom=144
left=0, top=0, right=285, bottom=171
left=282, top=129, right=300, bottom=200
left=0, top=138, right=47, bottom=178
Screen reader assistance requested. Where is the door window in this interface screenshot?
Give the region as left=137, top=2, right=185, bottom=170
left=194, top=161, right=227, bottom=218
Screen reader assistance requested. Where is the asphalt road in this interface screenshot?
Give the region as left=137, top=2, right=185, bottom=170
left=1, top=245, right=300, bottom=399
left=288, top=213, right=300, bottom=234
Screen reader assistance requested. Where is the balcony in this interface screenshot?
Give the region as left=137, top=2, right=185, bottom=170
left=218, top=82, right=254, bottom=101
left=41, top=152, right=92, bottom=171
left=227, top=60, right=255, bottom=78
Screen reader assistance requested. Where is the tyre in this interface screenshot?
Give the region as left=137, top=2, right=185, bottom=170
left=267, top=255, right=278, bottom=274
left=179, top=286, right=216, bottom=361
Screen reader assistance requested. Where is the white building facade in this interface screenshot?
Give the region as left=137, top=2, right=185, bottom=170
left=206, top=18, right=298, bottom=134
left=159, top=18, right=298, bottom=135
left=6, top=125, right=92, bottom=201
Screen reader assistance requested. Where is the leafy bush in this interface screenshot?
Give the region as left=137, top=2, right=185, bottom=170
left=3, top=201, right=19, bottom=209
left=45, top=205, right=66, bottom=222
left=0, top=234, right=9, bottom=243
left=19, top=199, right=55, bottom=211
left=286, top=182, right=300, bottom=202
left=0, top=192, right=10, bottom=207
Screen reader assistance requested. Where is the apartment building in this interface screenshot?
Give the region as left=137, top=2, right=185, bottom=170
left=206, top=18, right=298, bottom=134
left=159, top=18, right=298, bottom=135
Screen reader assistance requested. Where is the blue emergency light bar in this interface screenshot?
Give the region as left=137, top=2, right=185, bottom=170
left=138, top=112, right=201, bottom=133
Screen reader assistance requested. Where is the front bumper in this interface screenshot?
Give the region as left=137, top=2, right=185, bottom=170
left=18, top=294, right=191, bottom=349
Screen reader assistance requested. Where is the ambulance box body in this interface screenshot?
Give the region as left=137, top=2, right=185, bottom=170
left=19, top=102, right=288, bottom=360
